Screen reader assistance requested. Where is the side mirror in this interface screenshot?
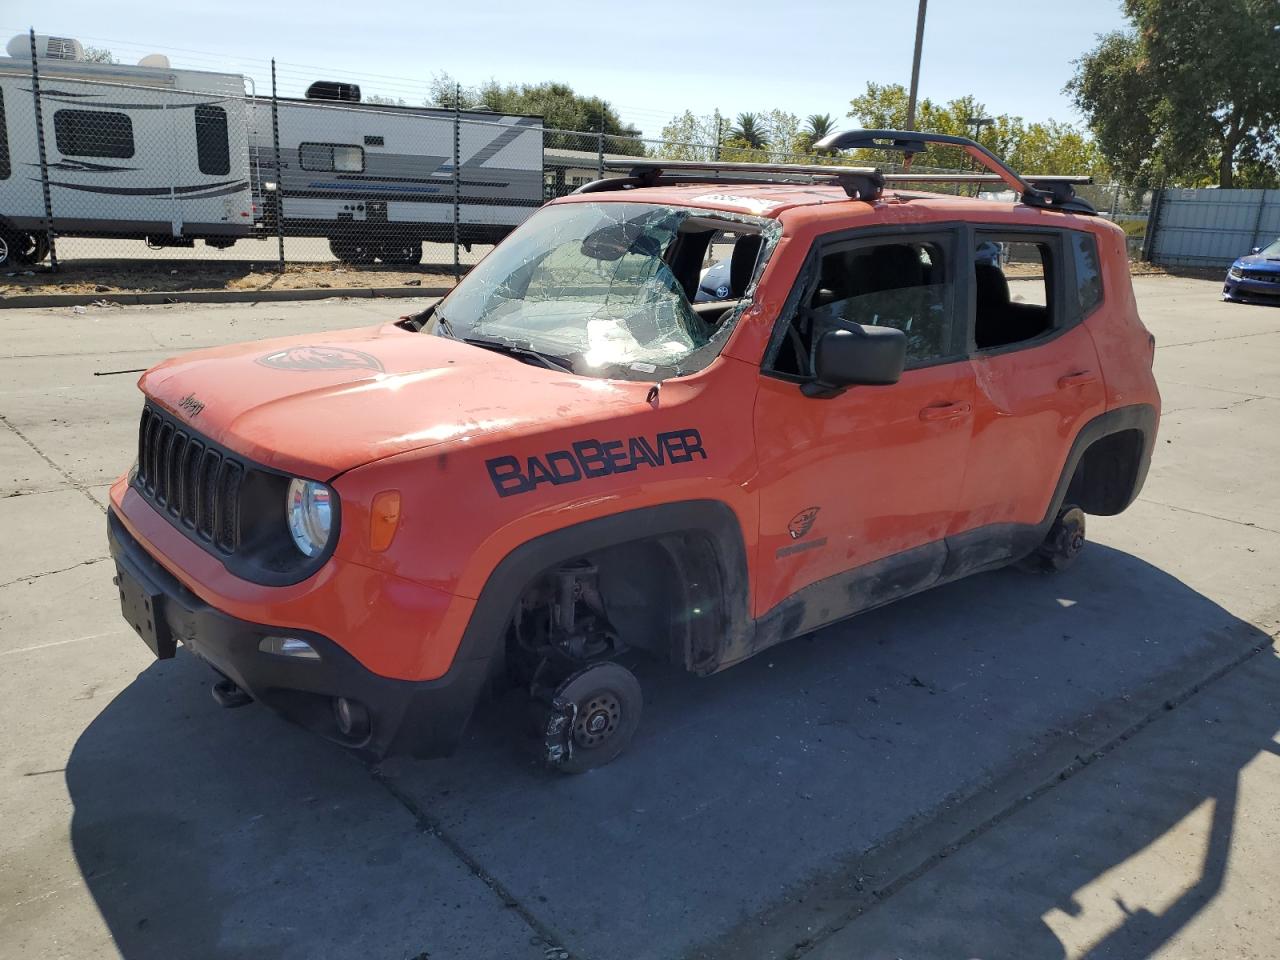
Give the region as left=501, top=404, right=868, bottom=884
left=803, top=324, right=907, bottom=397
left=1251, top=247, right=1261, bottom=254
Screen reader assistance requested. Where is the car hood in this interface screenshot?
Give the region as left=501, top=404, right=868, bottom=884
left=139, top=323, right=648, bottom=478
left=1236, top=253, right=1280, bottom=272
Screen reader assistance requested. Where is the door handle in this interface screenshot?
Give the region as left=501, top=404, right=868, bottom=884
left=919, top=401, right=972, bottom=422
left=1057, top=371, right=1097, bottom=389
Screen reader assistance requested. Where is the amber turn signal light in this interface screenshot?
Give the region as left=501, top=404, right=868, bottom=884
left=369, top=490, right=402, bottom=552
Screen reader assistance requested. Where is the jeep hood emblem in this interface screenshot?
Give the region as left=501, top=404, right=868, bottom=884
left=256, top=345, right=384, bottom=373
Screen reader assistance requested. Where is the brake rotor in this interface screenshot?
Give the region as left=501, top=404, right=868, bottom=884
left=572, top=691, right=621, bottom=748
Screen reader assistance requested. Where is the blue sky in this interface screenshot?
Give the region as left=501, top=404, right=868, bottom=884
left=3, top=1, right=1130, bottom=137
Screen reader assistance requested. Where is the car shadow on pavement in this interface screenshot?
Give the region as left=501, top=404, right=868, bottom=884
left=66, top=542, right=1276, bottom=960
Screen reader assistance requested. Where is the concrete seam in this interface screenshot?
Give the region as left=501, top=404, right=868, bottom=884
left=785, top=633, right=1278, bottom=960
left=1139, top=496, right=1280, bottom=536
left=369, top=767, right=576, bottom=959
left=0, top=413, right=106, bottom=515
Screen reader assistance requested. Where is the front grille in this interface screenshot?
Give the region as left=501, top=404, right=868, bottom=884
left=1242, top=269, right=1280, bottom=283
left=135, top=405, right=242, bottom=554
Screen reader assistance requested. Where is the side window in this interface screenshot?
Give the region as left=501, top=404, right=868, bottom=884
left=53, top=109, right=134, bottom=159
left=0, top=89, right=10, bottom=180
left=971, top=234, right=1058, bottom=350
left=194, top=104, right=230, bottom=176
left=769, top=238, right=957, bottom=376
left=1069, top=231, right=1103, bottom=315
left=298, top=142, right=364, bottom=172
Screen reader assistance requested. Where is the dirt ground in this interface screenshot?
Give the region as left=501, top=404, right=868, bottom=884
left=1, top=260, right=459, bottom=298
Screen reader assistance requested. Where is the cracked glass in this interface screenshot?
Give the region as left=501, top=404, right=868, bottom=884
left=428, top=200, right=779, bottom=380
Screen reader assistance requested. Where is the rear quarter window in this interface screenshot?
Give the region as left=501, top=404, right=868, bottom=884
left=1070, top=231, right=1104, bottom=315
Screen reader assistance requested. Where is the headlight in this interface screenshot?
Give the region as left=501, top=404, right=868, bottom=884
left=1228, top=264, right=1243, bottom=279
left=286, top=479, right=334, bottom=557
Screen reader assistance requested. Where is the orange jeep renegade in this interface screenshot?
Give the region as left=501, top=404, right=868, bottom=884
left=108, top=131, right=1160, bottom=772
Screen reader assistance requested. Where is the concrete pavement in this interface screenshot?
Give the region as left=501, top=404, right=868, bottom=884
left=0, top=277, right=1277, bottom=960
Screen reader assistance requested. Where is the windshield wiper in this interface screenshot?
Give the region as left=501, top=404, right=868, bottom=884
left=461, top=337, right=575, bottom=374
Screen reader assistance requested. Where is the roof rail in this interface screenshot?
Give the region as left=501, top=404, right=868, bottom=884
left=814, top=129, right=1096, bottom=214
left=573, top=159, right=885, bottom=200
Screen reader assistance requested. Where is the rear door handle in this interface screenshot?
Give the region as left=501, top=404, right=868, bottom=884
left=1058, top=371, right=1097, bottom=389
left=919, top=401, right=972, bottom=422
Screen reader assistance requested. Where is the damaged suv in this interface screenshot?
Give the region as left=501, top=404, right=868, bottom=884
left=108, top=131, right=1160, bottom=772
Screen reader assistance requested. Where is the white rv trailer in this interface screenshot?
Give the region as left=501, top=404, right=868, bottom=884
left=0, top=35, right=256, bottom=267
left=253, top=92, right=544, bottom=263
left=0, top=35, right=545, bottom=267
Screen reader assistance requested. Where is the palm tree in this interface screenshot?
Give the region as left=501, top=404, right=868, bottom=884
left=728, top=112, right=769, bottom=149
left=805, top=113, right=836, bottom=142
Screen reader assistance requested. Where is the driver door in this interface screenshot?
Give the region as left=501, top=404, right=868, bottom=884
left=752, top=229, right=975, bottom=626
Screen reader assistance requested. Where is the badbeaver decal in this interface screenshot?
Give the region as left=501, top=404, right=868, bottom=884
left=486, top=429, right=706, bottom=498
left=256, top=345, right=384, bottom=373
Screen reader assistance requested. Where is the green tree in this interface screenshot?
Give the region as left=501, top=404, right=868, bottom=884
left=82, top=45, right=116, bottom=64
left=795, top=113, right=837, bottom=154
left=364, top=94, right=406, bottom=107
left=1068, top=0, right=1280, bottom=189
left=728, top=112, right=769, bottom=149
left=427, top=73, right=644, bottom=155
left=846, top=82, right=1108, bottom=178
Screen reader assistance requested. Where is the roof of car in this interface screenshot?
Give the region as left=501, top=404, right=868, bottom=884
left=552, top=182, right=1111, bottom=232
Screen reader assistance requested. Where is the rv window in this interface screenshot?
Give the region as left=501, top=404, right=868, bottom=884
left=0, top=89, right=9, bottom=180
left=298, top=142, right=364, bottom=173
left=53, top=109, right=135, bottom=159
left=194, top=105, right=230, bottom=176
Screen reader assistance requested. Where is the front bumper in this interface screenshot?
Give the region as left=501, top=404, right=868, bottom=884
left=108, top=509, right=491, bottom=759
left=1223, top=274, right=1280, bottom=304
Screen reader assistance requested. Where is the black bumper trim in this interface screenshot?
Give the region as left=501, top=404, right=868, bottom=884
left=107, top=509, right=489, bottom=759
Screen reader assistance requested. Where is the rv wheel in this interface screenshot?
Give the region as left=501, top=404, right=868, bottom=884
left=1, top=230, right=49, bottom=266
left=379, top=241, right=423, bottom=265
left=328, top=237, right=375, bottom=265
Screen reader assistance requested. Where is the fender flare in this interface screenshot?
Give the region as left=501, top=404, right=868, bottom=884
left=1043, top=402, right=1158, bottom=526
left=451, top=499, right=753, bottom=676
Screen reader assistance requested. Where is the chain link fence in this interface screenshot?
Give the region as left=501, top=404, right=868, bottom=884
left=2, top=30, right=1150, bottom=293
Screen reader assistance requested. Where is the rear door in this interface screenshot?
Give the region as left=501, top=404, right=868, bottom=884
left=752, top=227, right=975, bottom=624
left=951, top=226, right=1105, bottom=557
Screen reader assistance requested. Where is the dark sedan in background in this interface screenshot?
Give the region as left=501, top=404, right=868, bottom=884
left=1224, top=238, right=1280, bottom=305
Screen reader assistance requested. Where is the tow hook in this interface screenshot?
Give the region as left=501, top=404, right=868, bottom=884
left=542, top=696, right=577, bottom=767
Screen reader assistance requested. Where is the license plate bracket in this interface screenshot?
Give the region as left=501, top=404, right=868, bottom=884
left=116, top=563, right=176, bottom=659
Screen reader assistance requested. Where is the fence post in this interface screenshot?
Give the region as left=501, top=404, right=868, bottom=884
left=1248, top=190, right=1267, bottom=251
left=27, top=29, right=58, bottom=272
left=596, top=123, right=605, bottom=180
left=270, top=59, right=285, bottom=269
left=452, top=84, right=461, bottom=282
left=713, top=115, right=722, bottom=161
left=1142, top=182, right=1165, bottom=264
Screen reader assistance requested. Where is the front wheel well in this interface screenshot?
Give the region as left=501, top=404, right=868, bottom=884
left=1064, top=428, right=1148, bottom=516
left=507, top=531, right=728, bottom=675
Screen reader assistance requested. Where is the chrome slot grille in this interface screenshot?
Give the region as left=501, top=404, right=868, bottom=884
left=135, top=406, right=243, bottom=554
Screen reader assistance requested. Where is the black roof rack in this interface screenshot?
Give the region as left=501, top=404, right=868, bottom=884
left=815, top=129, right=1096, bottom=214
left=572, top=134, right=1097, bottom=216
left=575, top=159, right=885, bottom=200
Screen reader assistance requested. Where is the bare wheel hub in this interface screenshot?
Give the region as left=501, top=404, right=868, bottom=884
left=573, top=692, right=621, bottom=748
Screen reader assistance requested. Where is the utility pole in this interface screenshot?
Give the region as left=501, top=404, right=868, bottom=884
left=905, top=0, right=928, bottom=131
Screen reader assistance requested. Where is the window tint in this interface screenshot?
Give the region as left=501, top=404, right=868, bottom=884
left=972, top=235, right=1056, bottom=350
left=194, top=104, right=229, bottom=176
left=1069, top=231, right=1103, bottom=315
left=54, top=109, right=134, bottom=159
left=771, top=238, right=956, bottom=375
left=298, top=142, right=363, bottom=172
left=0, top=89, right=10, bottom=180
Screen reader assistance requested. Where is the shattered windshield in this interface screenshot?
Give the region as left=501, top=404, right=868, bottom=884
left=428, top=201, right=777, bottom=380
